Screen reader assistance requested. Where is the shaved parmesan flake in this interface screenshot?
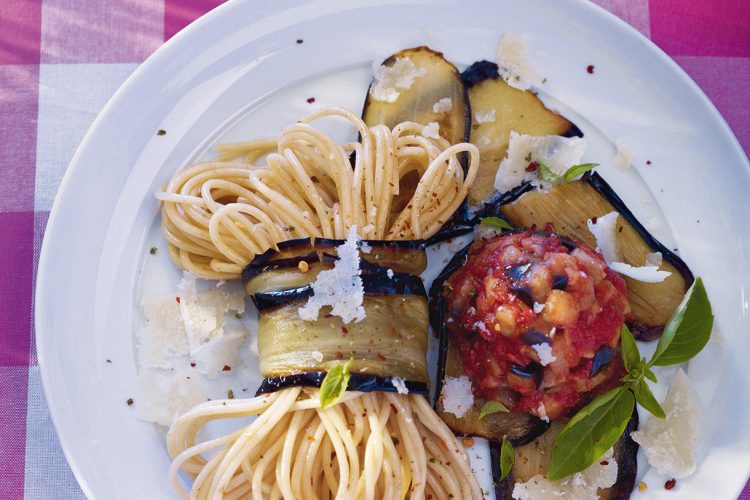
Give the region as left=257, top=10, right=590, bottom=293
left=422, top=121, right=440, bottom=139
left=494, top=131, right=587, bottom=193
left=537, top=402, right=549, bottom=423
left=177, top=272, right=245, bottom=354
left=386, top=268, right=394, bottom=279
left=496, top=34, right=544, bottom=90
left=533, top=302, right=545, bottom=313
left=613, top=139, right=633, bottom=170
left=299, top=226, right=365, bottom=324
left=473, top=321, right=490, bottom=334
left=137, top=297, right=189, bottom=368
left=432, top=97, right=453, bottom=113
left=192, top=329, right=246, bottom=378
left=475, top=109, right=496, bottom=123
left=609, top=261, right=671, bottom=282
left=311, top=351, right=324, bottom=362
left=587, top=211, right=621, bottom=264
left=134, top=368, right=207, bottom=426
left=631, top=370, right=702, bottom=478
left=512, top=449, right=618, bottom=499
left=369, top=57, right=427, bottom=103
left=441, top=376, right=474, bottom=418
left=532, top=343, right=556, bottom=366
left=391, top=377, right=409, bottom=395
left=646, top=252, right=663, bottom=266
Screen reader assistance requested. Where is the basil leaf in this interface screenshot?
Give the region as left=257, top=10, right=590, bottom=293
left=480, top=217, right=514, bottom=231
left=479, top=400, right=510, bottom=419
left=536, top=160, right=560, bottom=182
left=319, top=358, right=353, bottom=409
left=632, top=380, right=666, bottom=419
left=547, top=386, right=635, bottom=480
left=649, top=278, right=713, bottom=367
left=499, top=436, right=514, bottom=481
left=562, top=163, right=599, bottom=183
left=619, top=324, right=640, bottom=374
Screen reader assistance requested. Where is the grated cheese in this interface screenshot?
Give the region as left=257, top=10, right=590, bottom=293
left=133, top=368, right=207, bottom=426
left=494, top=131, right=587, bottom=193
left=537, top=402, right=550, bottom=423
left=311, top=351, right=324, bottom=362
left=613, top=139, right=633, bottom=170
left=422, top=121, right=440, bottom=139
left=512, top=449, right=618, bottom=499
left=475, top=109, right=496, bottom=124
left=608, top=261, right=671, bottom=283
left=631, top=369, right=702, bottom=479
left=369, top=57, right=427, bottom=103
left=532, top=343, right=556, bottom=366
left=586, top=211, right=622, bottom=264
left=386, top=268, right=394, bottom=279
left=432, top=97, right=453, bottom=114
left=496, top=34, right=544, bottom=91
left=299, top=226, right=366, bottom=324
left=441, top=376, right=474, bottom=418
left=533, top=302, right=545, bottom=314
left=390, top=377, right=409, bottom=395
left=646, top=251, right=663, bottom=266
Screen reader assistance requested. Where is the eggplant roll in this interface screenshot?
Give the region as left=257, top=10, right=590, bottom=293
left=484, top=172, right=694, bottom=337
left=243, top=237, right=430, bottom=391
left=493, top=411, right=639, bottom=499
left=461, top=60, right=582, bottom=205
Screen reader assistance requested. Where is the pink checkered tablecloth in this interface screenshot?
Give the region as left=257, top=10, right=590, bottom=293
left=1, top=0, right=748, bottom=498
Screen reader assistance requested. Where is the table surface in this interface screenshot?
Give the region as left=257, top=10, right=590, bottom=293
left=1, top=0, right=748, bottom=498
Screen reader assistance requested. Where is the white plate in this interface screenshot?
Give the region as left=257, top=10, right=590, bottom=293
left=36, top=0, right=750, bottom=498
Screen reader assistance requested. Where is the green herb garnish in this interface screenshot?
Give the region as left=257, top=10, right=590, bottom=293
left=499, top=437, right=514, bottom=481
left=480, top=217, right=514, bottom=231
left=548, top=278, right=712, bottom=480
left=319, top=358, right=353, bottom=409
left=533, top=160, right=599, bottom=185
left=479, top=400, right=510, bottom=419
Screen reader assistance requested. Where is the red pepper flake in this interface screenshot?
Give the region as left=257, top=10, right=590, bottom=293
left=665, top=479, right=676, bottom=490
left=341, top=326, right=349, bottom=335
left=590, top=216, right=598, bottom=224
left=600, top=460, right=609, bottom=465
left=587, top=64, right=595, bottom=74
left=175, top=296, right=181, bottom=303
left=618, top=226, right=624, bottom=233
left=222, top=365, right=231, bottom=371
left=390, top=403, right=399, bottom=414
left=368, top=339, right=374, bottom=345
left=431, top=192, right=438, bottom=197
left=377, top=354, right=387, bottom=361
left=646, top=160, right=652, bottom=165
left=324, top=313, right=333, bottom=318
left=525, top=161, right=538, bottom=172
left=336, top=351, right=344, bottom=359
left=306, top=97, right=316, bottom=103
left=190, top=362, right=196, bottom=368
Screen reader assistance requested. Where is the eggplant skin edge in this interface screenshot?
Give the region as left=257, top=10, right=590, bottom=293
left=492, top=410, right=640, bottom=500
left=255, top=373, right=429, bottom=397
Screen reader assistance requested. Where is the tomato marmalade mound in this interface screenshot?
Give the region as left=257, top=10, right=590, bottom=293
left=444, top=231, right=631, bottom=421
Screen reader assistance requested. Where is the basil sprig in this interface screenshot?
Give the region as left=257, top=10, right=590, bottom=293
left=534, top=160, right=599, bottom=185
left=547, top=278, right=712, bottom=481
left=479, top=400, right=510, bottom=419
left=480, top=216, right=514, bottom=231
left=499, top=437, right=514, bottom=481
left=319, top=358, right=353, bottom=409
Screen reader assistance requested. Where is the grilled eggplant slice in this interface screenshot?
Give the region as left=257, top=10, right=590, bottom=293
left=430, top=243, right=549, bottom=445
left=493, top=411, right=639, bottom=499
left=461, top=61, right=582, bottom=205
left=491, top=172, right=694, bottom=336
left=362, top=46, right=471, bottom=146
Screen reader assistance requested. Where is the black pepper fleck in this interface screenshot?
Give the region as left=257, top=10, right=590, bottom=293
left=157, top=129, right=166, bottom=136
left=126, top=398, right=134, bottom=406
left=149, top=246, right=158, bottom=255
left=296, top=39, right=303, bottom=44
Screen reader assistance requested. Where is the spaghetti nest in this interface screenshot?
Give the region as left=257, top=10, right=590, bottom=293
left=157, top=107, right=479, bottom=279
left=168, top=388, right=481, bottom=499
